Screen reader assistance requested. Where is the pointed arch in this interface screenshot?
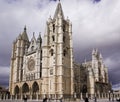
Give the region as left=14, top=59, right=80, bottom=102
left=22, top=83, right=29, bottom=93
left=32, top=81, right=39, bottom=93
left=63, top=49, right=66, bottom=56
left=50, top=49, right=54, bottom=56
left=82, top=84, right=87, bottom=93
left=14, top=85, right=20, bottom=94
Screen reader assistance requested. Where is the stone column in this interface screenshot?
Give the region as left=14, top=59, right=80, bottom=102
left=30, top=94, right=32, bottom=100
left=21, top=94, right=23, bottom=100
left=37, top=93, right=38, bottom=100
left=80, top=93, right=83, bottom=100
left=15, top=94, right=17, bottom=100
left=6, top=94, right=8, bottom=100
left=3, top=94, right=5, bottom=100
left=0, top=94, right=1, bottom=100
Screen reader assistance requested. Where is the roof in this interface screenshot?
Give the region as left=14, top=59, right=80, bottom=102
left=53, top=2, right=64, bottom=19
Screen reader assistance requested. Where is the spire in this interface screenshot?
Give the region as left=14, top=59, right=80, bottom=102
left=37, top=32, right=42, bottom=44
left=99, top=53, right=103, bottom=59
left=21, top=26, right=29, bottom=41
left=18, top=33, right=22, bottom=40
left=24, top=25, right=26, bottom=32
left=84, top=58, right=86, bottom=64
left=53, top=1, right=64, bottom=19
left=31, top=32, right=36, bottom=41
left=92, top=48, right=95, bottom=55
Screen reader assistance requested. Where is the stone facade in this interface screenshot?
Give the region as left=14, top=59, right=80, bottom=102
left=74, top=49, right=110, bottom=98
left=9, top=1, right=110, bottom=99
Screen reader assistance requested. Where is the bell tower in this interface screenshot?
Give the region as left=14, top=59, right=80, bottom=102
left=42, top=1, right=74, bottom=98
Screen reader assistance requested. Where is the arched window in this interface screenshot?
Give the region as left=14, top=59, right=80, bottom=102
left=31, top=46, right=34, bottom=51
left=22, top=83, right=29, bottom=93
left=50, top=49, right=54, bottom=56
left=32, top=82, right=39, bottom=93
left=63, top=36, right=65, bottom=43
left=52, top=35, right=55, bottom=41
left=53, top=24, right=55, bottom=32
left=63, top=50, right=66, bottom=56
left=14, top=85, right=20, bottom=95
left=63, top=24, right=65, bottom=32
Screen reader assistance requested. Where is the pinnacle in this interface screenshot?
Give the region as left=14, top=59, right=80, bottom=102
left=53, top=1, right=64, bottom=19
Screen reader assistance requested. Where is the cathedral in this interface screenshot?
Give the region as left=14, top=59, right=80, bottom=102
left=9, top=1, right=110, bottom=100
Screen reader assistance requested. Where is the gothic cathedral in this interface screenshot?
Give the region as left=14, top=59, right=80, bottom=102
left=9, top=1, right=110, bottom=99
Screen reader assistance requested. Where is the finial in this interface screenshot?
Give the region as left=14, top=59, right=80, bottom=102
left=99, top=53, right=103, bottom=59
left=84, top=58, right=86, bottom=64
left=39, top=32, right=41, bottom=37
left=33, top=32, right=35, bottom=37
left=92, top=48, right=95, bottom=55
left=24, top=25, right=26, bottom=31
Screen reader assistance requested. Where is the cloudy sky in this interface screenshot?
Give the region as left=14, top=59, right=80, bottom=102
left=0, top=0, right=120, bottom=89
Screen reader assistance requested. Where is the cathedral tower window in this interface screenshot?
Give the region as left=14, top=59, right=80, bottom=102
left=52, top=35, right=55, bottom=42
left=63, top=24, right=65, bottom=32
left=53, top=24, right=55, bottom=33
left=63, top=50, right=66, bottom=56
left=63, top=36, right=65, bottom=43
left=50, top=49, right=54, bottom=56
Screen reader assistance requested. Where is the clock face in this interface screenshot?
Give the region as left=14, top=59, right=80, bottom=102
left=27, top=58, right=35, bottom=71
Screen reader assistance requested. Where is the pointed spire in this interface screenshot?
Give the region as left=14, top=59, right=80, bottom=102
left=84, top=58, right=86, bottom=64
left=24, top=25, right=26, bottom=32
left=31, top=32, right=36, bottom=41
left=95, top=48, right=98, bottom=54
left=21, top=26, right=29, bottom=41
left=92, top=48, right=95, bottom=55
left=18, top=33, right=22, bottom=40
left=33, top=32, right=35, bottom=37
left=99, top=53, right=103, bottom=59
left=53, top=1, right=64, bottom=19
left=37, top=32, right=42, bottom=44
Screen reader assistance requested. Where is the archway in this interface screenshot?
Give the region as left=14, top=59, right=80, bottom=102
left=14, top=85, right=20, bottom=99
left=32, top=82, right=39, bottom=99
left=14, top=85, right=20, bottom=94
left=32, top=82, right=39, bottom=93
left=82, top=84, right=87, bottom=99
left=22, top=83, right=29, bottom=93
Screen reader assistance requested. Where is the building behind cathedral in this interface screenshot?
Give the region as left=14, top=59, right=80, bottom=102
left=9, top=1, right=110, bottom=99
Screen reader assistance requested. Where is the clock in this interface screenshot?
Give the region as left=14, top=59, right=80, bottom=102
left=27, top=58, right=35, bottom=71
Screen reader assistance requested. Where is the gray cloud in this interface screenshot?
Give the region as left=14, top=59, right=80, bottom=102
left=0, top=0, right=120, bottom=88
left=0, top=66, right=9, bottom=87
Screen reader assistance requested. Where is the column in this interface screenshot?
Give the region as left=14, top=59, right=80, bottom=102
left=21, top=94, right=23, bottom=100
left=0, top=94, right=1, bottom=100
left=30, top=94, right=32, bottom=100
left=80, top=93, right=83, bottom=100
left=37, top=93, right=38, bottom=100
